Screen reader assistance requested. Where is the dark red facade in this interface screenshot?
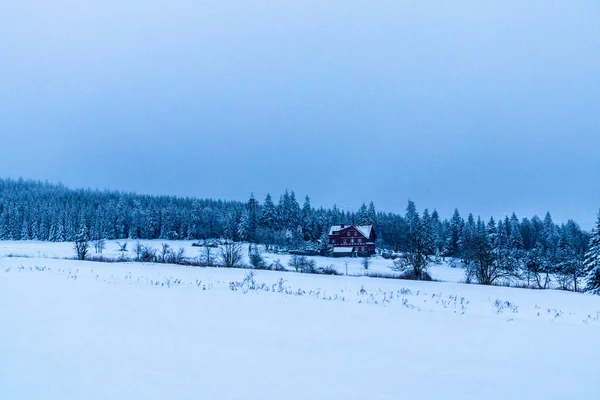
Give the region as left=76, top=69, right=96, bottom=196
left=328, top=224, right=376, bottom=257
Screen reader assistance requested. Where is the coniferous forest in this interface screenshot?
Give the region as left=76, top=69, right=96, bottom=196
left=1, top=177, right=598, bottom=291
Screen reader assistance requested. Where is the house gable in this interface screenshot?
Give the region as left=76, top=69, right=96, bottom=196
left=328, top=225, right=376, bottom=255
left=329, top=225, right=375, bottom=241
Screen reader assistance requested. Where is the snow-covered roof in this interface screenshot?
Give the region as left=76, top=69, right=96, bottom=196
left=329, top=224, right=373, bottom=238
left=333, top=247, right=354, bottom=253
left=328, top=225, right=345, bottom=235
left=356, top=225, right=372, bottom=238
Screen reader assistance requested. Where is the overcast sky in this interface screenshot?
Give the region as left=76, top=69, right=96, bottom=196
left=1, top=1, right=599, bottom=227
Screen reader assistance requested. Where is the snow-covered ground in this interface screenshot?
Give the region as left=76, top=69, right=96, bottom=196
left=1, top=241, right=600, bottom=399
left=0, top=239, right=466, bottom=282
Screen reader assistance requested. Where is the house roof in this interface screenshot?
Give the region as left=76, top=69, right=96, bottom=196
left=328, top=224, right=373, bottom=238
left=356, top=225, right=373, bottom=238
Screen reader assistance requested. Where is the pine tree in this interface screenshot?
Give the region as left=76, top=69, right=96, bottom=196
left=585, top=211, right=600, bottom=294
left=356, top=203, right=369, bottom=225
left=301, top=196, right=313, bottom=240
left=421, top=209, right=435, bottom=256
left=237, top=211, right=250, bottom=241
left=367, top=202, right=377, bottom=226
left=391, top=201, right=436, bottom=280
left=0, top=210, right=8, bottom=240
left=246, top=194, right=259, bottom=242
left=459, top=213, right=476, bottom=263
left=555, top=221, right=587, bottom=292
left=260, top=194, right=278, bottom=230
left=330, top=205, right=341, bottom=225
left=21, top=219, right=30, bottom=240
left=430, top=210, right=444, bottom=255
left=449, top=208, right=463, bottom=257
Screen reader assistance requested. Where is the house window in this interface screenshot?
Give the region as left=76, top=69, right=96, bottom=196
left=358, top=238, right=362, bottom=243
left=347, top=232, right=351, bottom=237
left=343, top=239, right=347, bottom=244
left=331, top=239, right=336, bottom=244
left=351, top=238, right=355, bottom=244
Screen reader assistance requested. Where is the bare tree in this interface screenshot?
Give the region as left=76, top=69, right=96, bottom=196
left=93, top=238, right=105, bottom=254
left=160, top=243, right=171, bottom=263
left=361, top=257, right=371, bottom=270
left=201, top=245, right=215, bottom=266
left=218, top=240, right=244, bottom=268
left=134, top=241, right=144, bottom=261
left=288, top=255, right=316, bottom=273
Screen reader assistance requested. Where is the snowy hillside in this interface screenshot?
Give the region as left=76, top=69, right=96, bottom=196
left=0, top=239, right=466, bottom=281
left=1, top=241, right=599, bottom=399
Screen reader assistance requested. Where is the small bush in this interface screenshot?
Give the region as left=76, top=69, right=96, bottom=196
left=365, top=271, right=404, bottom=280
left=361, top=257, right=371, bottom=270
left=139, top=245, right=157, bottom=262
left=218, top=240, right=244, bottom=268
left=317, top=265, right=341, bottom=275
left=270, top=259, right=286, bottom=271
left=88, top=255, right=121, bottom=263
left=289, top=255, right=317, bottom=273
left=6, top=253, right=31, bottom=258
left=399, top=270, right=434, bottom=281
left=249, top=245, right=268, bottom=269
left=366, top=270, right=434, bottom=281
left=93, top=239, right=106, bottom=254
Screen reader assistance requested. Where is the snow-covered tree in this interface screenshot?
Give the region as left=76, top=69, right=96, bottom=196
left=73, top=224, right=90, bottom=260
left=356, top=203, right=370, bottom=225
left=259, top=194, right=278, bottom=230
left=391, top=201, right=436, bottom=280
left=448, top=208, right=463, bottom=257
left=585, top=212, right=600, bottom=295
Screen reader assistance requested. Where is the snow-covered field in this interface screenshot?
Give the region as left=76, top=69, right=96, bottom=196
left=1, top=241, right=599, bottom=399
left=0, top=239, right=466, bottom=282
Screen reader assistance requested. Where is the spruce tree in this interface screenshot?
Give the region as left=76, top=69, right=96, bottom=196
left=260, top=194, right=278, bottom=230
left=356, top=203, right=369, bottom=225
left=367, top=202, right=377, bottom=226
left=246, top=194, right=259, bottom=242
left=449, top=208, right=463, bottom=257
left=585, top=211, right=600, bottom=294
left=301, top=196, right=313, bottom=240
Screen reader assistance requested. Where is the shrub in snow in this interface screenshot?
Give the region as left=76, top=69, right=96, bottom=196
left=398, top=270, right=433, bottom=281
left=73, top=226, right=90, bottom=261
left=317, top=265, right=341, bottom=276
left=365, top=271, right=405, bottom=280
left=199, top=245, right=216, bottom=266
left=218, top=240, right=244, bottom=268
left=270, top=259, right=286, bottom=271
left=249, top=244, right=268, bottom=269
left=160, top=243, right=172, bottom=263
left=138, top=245, right=157, bottom=262
left=158, top=243, right=186, bottom=264
left=361, top=257, right=371, bottom=270
left=289, top=255, right=316, bottom=273
left=93, top=238, right=105, bottom=254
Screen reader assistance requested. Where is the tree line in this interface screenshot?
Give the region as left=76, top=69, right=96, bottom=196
left=392, top=200, right=598, bottom=293
left=1, top=178, right=599, bottom=293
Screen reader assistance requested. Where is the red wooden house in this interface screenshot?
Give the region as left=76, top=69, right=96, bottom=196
left=328, top=224, right=376, bottom=257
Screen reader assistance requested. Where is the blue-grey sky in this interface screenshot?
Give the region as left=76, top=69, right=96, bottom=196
left=1, top=1, right=599, bottom=228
